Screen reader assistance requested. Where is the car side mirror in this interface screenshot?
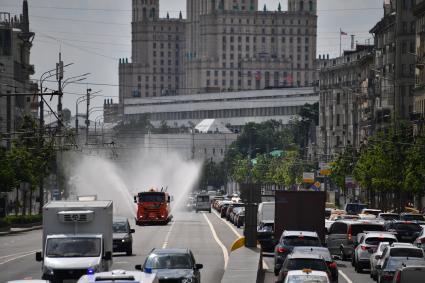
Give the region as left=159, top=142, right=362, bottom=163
left=134, top=196, right=137, bottom=203
left=195, top=263, right=203, bottom=270
left=135, top=264, right=142, bottom=271
left=130, top=229, right=135, bottom=233
left=376, top=265, right=382, bottom=270
left=103, top=251, right=112, bottom=260
left=35, top=251, right=42, bottom=262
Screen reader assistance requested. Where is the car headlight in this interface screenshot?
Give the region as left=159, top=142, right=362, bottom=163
left=44, top=267, right=54, bottom=275
left=181, top=278, right=193, bottom=283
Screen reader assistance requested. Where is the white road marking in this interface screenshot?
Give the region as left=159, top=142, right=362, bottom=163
left=202, top=213, right=229, bottom=269
left=211, top=209, right=270, bottom=270
left=338, top=270, right=353, bottom=283
left=0, top=250, right=38, bottom=260
left=212, top=209, right=242, bottom=238
left=162, top=220, right=175, bottom=249
left=0, top=251, right=36, bottom=265
left=114, top=261, right=129, bottom=264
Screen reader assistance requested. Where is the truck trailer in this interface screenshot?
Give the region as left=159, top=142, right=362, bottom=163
left=36, top=200, right=113, bottom=282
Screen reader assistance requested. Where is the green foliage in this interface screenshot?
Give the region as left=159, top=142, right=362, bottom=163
left=0, top=218, right=11, bottom=228
left=273, top=151, right=304, bottom=188
left=0, top=147, right=16, bottom=193
left=289, top=103, right=319, bottom=154
left=231, top=155, right=251, bottom=183
left=3, top=214, right=42, bottom=225
left=404, top=133, right=425, bottom=195
left=330, top=146, right=357, bottom=190
left=199, top=160, right=227, bottom=190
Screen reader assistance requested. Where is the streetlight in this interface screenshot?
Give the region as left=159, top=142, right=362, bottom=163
left=75, top=90, right=102, bottom=134
left=62, top=73, right=90, bottom=90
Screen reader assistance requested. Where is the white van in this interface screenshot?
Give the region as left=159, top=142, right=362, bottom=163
left=257, top=202, right=275, bottom=223
left=196, top=194, right=211, bottom=213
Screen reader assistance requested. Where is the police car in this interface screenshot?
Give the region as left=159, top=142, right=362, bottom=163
left=77, top=269, right=158, bottom=283
left=283, top=269, right=330, bottom=283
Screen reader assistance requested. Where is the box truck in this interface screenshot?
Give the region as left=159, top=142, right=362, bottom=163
left=36, top=201, right=113, bottom=282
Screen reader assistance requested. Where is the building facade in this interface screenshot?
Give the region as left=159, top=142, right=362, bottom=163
left=414, top=0, right=425, bottom=133
left=318, top=45, right=374, bottom=158
left=119, top=0, right=318, bottom=111
left=370, top=0, right=416, bottom=121
left=124, top=87, right=318, bottom=131
left=0, top=0, right=36, bottom=148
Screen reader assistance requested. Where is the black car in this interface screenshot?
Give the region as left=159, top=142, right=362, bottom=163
left=113, top=216, right=135, bottom=255
left=273, top=230, right=321, bottom=275
left=137, top=248, right=203, bottom=283
left=399, top=213, right=425, bottom=224
left=257, top=220, right=275, bottom=254
left=384, top=221, right=422, bottom=243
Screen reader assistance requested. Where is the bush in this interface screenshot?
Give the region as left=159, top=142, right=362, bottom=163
left=4, top=214, right=42, bottom=225
left=0, top=218, right=11, bottom=228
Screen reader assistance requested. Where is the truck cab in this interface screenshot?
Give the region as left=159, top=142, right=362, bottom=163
left=36, top=201, right=113, bottom=282
left=134, top=190, right=172, bottom=225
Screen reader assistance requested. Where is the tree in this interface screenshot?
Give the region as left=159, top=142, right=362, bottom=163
left=289, top=102, right=319, bottom=156
left=330, top=146, right=358, bottom=203
left=404, top=133, right=425, bottom=210
left=231, top=155, right=251, bottom=184
left=0, top=147, right=16, bottom=194
left=273, top=150, right=304, bottom=189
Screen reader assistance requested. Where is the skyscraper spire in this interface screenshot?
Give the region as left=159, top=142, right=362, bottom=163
left=22, top=0, right=29, bottom=33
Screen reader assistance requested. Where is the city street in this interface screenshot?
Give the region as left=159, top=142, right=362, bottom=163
left=1, top=210, right=376, bottom=283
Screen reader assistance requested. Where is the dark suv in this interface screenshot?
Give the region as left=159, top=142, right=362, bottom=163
left=327, top=220, right=384, bottom=260
left=113, top=216, right=135, bottom=255
left=384, top=221, right=422, bottom=243
left=273, top=231, right=321, bottom=275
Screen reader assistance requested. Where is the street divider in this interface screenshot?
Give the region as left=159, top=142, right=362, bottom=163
left=221, top=246, right=263, bottom=283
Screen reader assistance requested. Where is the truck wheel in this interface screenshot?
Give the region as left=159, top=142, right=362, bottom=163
left=340, top=248, right=347, bottom=261
left=126, top=246, right=133, bottom=256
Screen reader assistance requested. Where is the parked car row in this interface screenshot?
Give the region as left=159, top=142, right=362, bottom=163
left=213, top=198, right=245, bottom=228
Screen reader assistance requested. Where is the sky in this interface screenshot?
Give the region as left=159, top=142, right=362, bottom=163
left=0, top=0, right=384, bottom=122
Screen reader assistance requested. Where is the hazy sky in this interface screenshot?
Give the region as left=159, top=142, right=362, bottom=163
left=0, top=0, right=384, bottom=121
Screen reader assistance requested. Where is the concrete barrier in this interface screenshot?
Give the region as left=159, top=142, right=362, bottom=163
left=221, top=246, right=264, bottom=283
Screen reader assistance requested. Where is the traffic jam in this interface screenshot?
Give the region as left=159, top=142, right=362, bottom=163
left=211, top=194, right=425, bottom=283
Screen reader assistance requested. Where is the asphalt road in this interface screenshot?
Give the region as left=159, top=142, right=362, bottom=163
left=0, top=210, right=376, bottom=283
left=0, top=210, right=237, bottom=283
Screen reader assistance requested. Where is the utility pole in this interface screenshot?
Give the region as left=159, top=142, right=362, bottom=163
left=191, top=128, right=195, bottom=159
left=38, top=89, right=44, bottom=213
left=85, top=88, right=91, bottom=145
left=56, top=53, right=64, bottom=129
left=6, top=90, right=11, bottom=150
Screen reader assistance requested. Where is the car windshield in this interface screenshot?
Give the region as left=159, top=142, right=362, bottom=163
left=363, top=210, right=381, bottom=216
left=386, top=258, right=425, bottom=271
left=46, top=238, right=101, bottom=257
left=144, top=254, right=192, bottom=269
left=394, top=223, right=422, bottom=232
left=284, top=236, right=321, bottom=247
left=113, top=221, right=128, bottom=233
left=197, top=195, right=210, bottom=202
left=401, top=214, right=425, bottom=221
left=346, top=204, right=367, bottom=214
left=287, top=259, right=328, bottom=272
left=139, top=193, right=165, bottom=202
left=287, top=275, right=328, bottom=283
left=351, top=224, right=384, bottom=236
left=365, top=237, right=396, bottom=246
left=379, top=214, right=399, bottom=221
left=390, top=248, right=424, bottom=258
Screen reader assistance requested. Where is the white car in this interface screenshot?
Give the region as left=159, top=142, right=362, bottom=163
left=7, top=281, right=49, bottom=283
left=370, top=242, right=391, bottom=280
left=77, top=270, right=158, bottom=283
left=283, top=269, right=330, bottom=283
left=413, top=225, right=425, bottom=250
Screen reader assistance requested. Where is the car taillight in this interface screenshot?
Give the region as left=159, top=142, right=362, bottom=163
left=277, top=246, right=287, bottom=253
left=361, top=245, right=368, bottom=251
left=347, top=225, right=352, bottom=241
left=328, top=262, right=337, bottom=268
left=395, top=271, right=401, bottom=283
left=382, top=273, right=394, bottom=281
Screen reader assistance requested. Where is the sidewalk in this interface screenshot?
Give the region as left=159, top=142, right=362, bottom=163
left=0, top=225, right=42, bottom=236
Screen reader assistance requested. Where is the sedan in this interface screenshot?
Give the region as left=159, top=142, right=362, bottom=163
left=137, top=248, right=203, bottom=283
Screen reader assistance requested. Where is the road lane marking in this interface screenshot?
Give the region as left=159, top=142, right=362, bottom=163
left=211, top=210, right=270, bottom=269
left=0, top=251, right=36, bottom=265
left=202, top=212, right=229, bottom=269
left=0, top=250, right=38, bottom=260
left=338, top=270, right=353, bottom=283
left=162, top=220, right=175, bottom=249
left=212, top=209, right=242, bottom=238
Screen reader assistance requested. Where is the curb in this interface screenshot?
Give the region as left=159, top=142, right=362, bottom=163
left=0, top=225, right=42, bottom=236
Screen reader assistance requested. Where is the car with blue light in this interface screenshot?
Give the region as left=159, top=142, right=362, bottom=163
left=77, top=269, right=158, bottom=283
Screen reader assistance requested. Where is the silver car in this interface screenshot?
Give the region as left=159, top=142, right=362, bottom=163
left=370, top=242, right=391, bottom=280
left=353, top=232, right=397, bottom=273
left=393, top=265, right=425, bottom=283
